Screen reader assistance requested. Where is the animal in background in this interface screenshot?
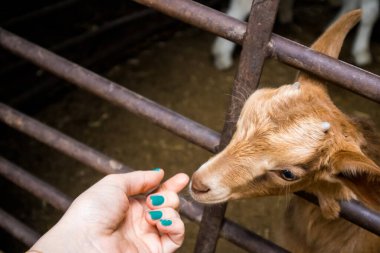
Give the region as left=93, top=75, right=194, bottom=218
left=211, top=0, right=294, bottom=70
left=336, top=0, right=378, bottom=65
left=212, top=0, right=379, bottom=70
left=194, top=10, right=380, bottom=253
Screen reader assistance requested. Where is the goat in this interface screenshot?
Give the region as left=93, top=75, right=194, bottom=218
left=212, top=0, right=379, bottom=70
left=192, top=10, right=380, bottom=253
left=211, top=0, right=294, bottom=70
left=337, top=0, right=379, bottom=65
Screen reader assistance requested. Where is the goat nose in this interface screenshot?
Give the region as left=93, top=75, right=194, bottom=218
left=191, top=178, right=210, bottom=194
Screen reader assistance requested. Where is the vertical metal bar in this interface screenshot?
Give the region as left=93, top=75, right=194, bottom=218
left=221, top=0, right=280, bottom=141
left=0, top=208, right=40, bottom=246
left=194, top=1, right=280, bottom=252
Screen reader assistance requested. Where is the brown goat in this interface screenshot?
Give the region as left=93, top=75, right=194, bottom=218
left=191, top=10, right=380, bottom=253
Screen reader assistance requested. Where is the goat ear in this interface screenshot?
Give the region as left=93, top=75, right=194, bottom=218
left=332, top=151, right=380, bottom=210
left=297, top=10, right=361, bottom=83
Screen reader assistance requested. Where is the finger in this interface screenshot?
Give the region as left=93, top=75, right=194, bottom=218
left=158, top=217, right=185, bottom=253
left=157, top=173, right=189, bottom=193
left=146, top=191, right=180, bottom=210
left=101, top=169, right=165, bottom=196
left=145, top=208, right=180, bottom=225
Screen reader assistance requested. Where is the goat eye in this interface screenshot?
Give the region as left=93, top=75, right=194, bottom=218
left=281, top=169, right=297, bottom=181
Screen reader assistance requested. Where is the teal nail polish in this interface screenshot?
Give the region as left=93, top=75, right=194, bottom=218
left=152, top=168, right=161, bottom=171
left=160, top=219, right=172, bottom=226
left=149, top=210, right=163, bottom=220
left=150, top=195, right=164, bottom=206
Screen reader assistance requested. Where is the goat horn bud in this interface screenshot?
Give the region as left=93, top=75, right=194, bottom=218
left=293, top=82, right=301, bottom=89
left=321, top=122, right=331, bottom=132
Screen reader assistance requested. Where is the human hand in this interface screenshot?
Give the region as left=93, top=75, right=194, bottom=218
left=29, top=169, right=189, bottom=253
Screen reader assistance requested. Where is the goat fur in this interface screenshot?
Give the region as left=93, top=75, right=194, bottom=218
left=192, top=10, right=380, bottom=253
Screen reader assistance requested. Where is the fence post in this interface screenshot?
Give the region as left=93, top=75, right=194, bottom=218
left=194, top=1, right=280, bottom=252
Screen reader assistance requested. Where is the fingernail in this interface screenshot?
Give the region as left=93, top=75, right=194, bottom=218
left=149, top=210, right=163, bottom=220
left=152, top=168, right=161, bottom=171
left=150, top=195, right=164, bottom=206
left=160, top=219, right=172, bottom=226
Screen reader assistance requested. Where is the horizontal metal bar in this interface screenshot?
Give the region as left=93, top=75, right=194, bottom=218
left=297, top=192, right=380, bottom=236
left=0, top=146, right=284, bottom=252
left=0, top=208, right=40, bottom=247
left=0, top=28, right=220, bottom=153
left=221, top=219, right=289, bottom=253
left=0, top=9, right=156, bottom=76
left=0, top=103, right=132, bottom=175
left=135, top=0, right=245, bottom=43
left=269, top=35, right=380, bottom=103
left=2, top=0, right=82, bottom=27
left=133, top=0, right=380, bottom=103
left=0, top=156, right=72, bottom=211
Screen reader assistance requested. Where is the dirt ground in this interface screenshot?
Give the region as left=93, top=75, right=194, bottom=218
left=2, top=2, right=380, bottom=252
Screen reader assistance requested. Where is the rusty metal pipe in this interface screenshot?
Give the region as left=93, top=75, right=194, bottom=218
left=0, top=156, right=72, bottom=211
left=269, top=35, right=380, bottom=102
left=0, top=28, right=220, bottom=153
left=133, top=0, right=380, bottom=103
left=0, top=9, right=156, bottom=76
left=221, top=219, right=289, bottom=253
left=135, top=0, right=245, bottom=44
left=195, top=1, right=280, bottom=252
left=0, top=103, right=132, bottom=175
left=0, top=208, right=40, bottom=246
left=297, top=192, right=380, bottom=236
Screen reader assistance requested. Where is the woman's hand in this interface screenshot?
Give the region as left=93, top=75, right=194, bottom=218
left=29, top=169, right=189, bottom=253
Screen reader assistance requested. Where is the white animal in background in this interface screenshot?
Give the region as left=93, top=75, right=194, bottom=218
left=211, top=0, right=295, bottom=70
left=337, top=0, right=379, bottom=65
left=211, top=0, right=379, bottom=70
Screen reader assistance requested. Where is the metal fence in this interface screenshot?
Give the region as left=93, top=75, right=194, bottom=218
left=1, top=0, right=380, bottom=252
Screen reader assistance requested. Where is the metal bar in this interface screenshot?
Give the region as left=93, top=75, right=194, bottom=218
left=221, top=219, right=289, bottom=253
left=0, top=103, right=132, bottom=175
left=219, top=0, right=280, bottom=144
left=195, top=1, right=280, bottom=252
left=0, top=156, right=72, bottom=211
left=0, top=208, right=40, bottom=247
left=0, top=9, right=156, bottom=76
left=3, top=0, right=82, bottom=27
left=297, top=192, right=380, bottom=236
left=194, top=204, right=227, bottom=253
left=0, top=28, right=220, bottom=153
left=180, top=197, right=289, bottom=253
left=133, top=0, right=380, bottom=103
left=268, top=35, right=380, bottom=102
left=134, top=0, right=245, bottom=44
left=0, top=142, right=286, bottom=252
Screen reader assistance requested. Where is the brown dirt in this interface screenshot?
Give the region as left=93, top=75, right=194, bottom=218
left=2, top=2, right=380, bottom=252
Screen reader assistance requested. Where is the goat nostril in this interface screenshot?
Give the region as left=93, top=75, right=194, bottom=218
left=191, top=180, right=210, bottom=194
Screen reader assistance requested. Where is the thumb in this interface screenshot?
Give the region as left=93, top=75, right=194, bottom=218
left=113, top=170, right=165, bottom=196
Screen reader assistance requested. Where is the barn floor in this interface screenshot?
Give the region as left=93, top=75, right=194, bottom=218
left=2, top=2, right=380, bottom=252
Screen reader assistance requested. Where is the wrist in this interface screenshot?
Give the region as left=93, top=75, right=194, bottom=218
left=30, top=219, right=94, bottom=253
